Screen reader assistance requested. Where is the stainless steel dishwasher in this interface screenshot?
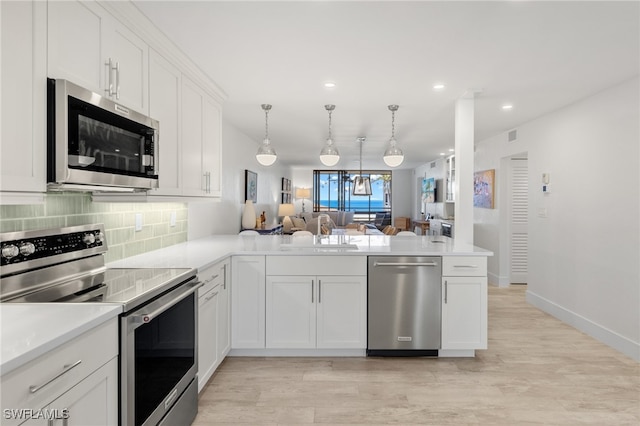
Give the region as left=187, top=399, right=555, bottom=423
left=367, top=256, right=442, bottom=356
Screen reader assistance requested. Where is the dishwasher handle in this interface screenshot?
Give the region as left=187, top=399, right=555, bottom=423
left=373, top=261, right=439, bottom=267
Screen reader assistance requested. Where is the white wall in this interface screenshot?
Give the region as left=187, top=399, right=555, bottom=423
left=475, top=76, right=640, bottom=360
left=188, top=121, right=291, bottom=239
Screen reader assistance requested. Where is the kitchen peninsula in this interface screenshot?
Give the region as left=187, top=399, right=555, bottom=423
left=109, top=234, right=492, bottom=359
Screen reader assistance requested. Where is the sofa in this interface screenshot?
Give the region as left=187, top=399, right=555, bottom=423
left=295, top=211, right=356, bottom=235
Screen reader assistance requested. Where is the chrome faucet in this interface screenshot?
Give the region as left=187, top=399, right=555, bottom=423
left=317, top=214, right=330, bottom=235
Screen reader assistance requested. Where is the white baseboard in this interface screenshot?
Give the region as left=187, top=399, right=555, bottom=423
left=488, top=271, right=510, bottom=288
left=526, top=290, right=640, bottom=362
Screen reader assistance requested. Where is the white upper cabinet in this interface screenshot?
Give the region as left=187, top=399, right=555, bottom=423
left=0, top=0, right=47, bottom=201
left=102, top=17, right=149, bottom=114
left=47, top=1, right=103, bottom=95
left=48, top=0, right=149, bottom=114
left=180, top=75, right=222, bottom=197
left=148, top=49, right=181, bottom=196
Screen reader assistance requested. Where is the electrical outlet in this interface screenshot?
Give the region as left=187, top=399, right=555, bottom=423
left=170, top=211, right=177, bottom=227
left=538, top=208, right=548, bottom=218
left=135, top=213, right=143, bottom=231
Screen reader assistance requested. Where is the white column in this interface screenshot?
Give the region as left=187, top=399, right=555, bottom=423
left=454, top=96, right=475, bottom=245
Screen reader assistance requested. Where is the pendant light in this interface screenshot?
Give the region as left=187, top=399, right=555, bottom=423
left=383, top=104, right=404, bottom=167
left=319, top=104, right=340, bottom=166
left=256, top=104, right=277, bottom=166
left=352, top=137, right=372, bottom=196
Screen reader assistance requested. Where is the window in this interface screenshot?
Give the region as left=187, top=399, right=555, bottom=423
left=313, top=170, right=392, bottom=222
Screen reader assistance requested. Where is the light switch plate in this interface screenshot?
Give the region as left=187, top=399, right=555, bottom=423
left=538, top=208, right=548, bottom=218
left=170, top=211, right=177, bottom=227
left=135, top=213, right=143, bottom=231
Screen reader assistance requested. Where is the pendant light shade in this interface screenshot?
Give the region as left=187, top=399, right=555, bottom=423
left=319, top=104, right=340, bottom=166
left=383, top=105, right=404, bottom=167
left=256, top=104, right=277, bottom=166
left=352, top=137, right=372, bottom=196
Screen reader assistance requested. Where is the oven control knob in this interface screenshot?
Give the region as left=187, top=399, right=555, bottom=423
left=1, top=244, right=19, bottom=260
left=19, top=242, right=36, bottom=256
left=95, top=232, right=105, bottom=244
left=83, top=233, right=96, bottom=245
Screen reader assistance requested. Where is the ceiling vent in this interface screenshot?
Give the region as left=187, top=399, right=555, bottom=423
left=508, top=129, right=518, bottom=142
left=430, top=161, right=437, bottom=169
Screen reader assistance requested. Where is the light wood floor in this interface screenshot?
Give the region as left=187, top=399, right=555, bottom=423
left=194, top=285, right=639, bottom=425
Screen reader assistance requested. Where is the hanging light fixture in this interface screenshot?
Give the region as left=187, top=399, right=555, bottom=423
left=256, top=104, right=277, bottom=166
left=352, top=137, right=372, bottom=196
left=319, top=104, right=340, bottom=166
left=383, top=104, right=404, bottom=167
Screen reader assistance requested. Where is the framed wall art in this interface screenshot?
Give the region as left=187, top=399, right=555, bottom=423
left=245, top=169, right=257, bottom=203
left=473, top=169, right=495, bottom=209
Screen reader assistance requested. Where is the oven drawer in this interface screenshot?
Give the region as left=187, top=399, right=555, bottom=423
left=1, top=318, right=118, bottom=425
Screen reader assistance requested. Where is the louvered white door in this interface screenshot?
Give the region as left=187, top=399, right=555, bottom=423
left=509, top=159, right=528, bottom=284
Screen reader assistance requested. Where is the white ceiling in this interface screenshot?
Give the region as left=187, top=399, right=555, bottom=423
left=133, top=1, right=639, bottom=170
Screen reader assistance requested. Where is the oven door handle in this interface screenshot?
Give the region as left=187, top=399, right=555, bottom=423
left=130, top=280, right=202, bottom=326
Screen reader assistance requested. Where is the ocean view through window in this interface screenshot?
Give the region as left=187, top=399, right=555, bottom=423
left=313, top=170, right=392, bottom=222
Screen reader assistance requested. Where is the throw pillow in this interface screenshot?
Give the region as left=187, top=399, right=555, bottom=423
left=292, top=217, right=306, bottom=229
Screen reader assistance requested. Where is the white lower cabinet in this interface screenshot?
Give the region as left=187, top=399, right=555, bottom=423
left=1, top=319, right=118, bottom=426
left=21, top=357, right=118, bottom=426
left=231, top=256, right=266, bottom=349
left=441, top=257, right=488, bottom=351
left=265, top=256, right=367, bottom=351
left=266, top=275, right=367, bottom=349
left=197, top=258, right=230, bottom=392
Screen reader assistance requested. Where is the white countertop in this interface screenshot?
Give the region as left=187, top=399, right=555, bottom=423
left=108, top=234, right=492, bottom=271
left=0, top=303, right=122, bottom=375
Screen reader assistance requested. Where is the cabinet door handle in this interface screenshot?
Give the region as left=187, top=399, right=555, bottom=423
left=205, top=291, right=218, bottom=302
left=222, top=264, right=226, bottom=289
left=444, top=280, right=448, bottom=304
left=207, top=172, right=211, bottom=193
left=115, top=61, right=120, bottom=99
left=311, top=279, right=314, bottom=303
left=318, top=279, right=322, bottom=303
left=105, top=58, right=115, bottom=96
left=205, top=274, right=219, bottom=283
left=29, top=360, right=82, bottom=394
left=453, top=265, right=478, bottom=269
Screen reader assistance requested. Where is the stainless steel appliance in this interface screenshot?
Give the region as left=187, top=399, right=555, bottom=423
left=441, top=222, right=453, bottom=238
left=1, top=224, right=200, bottom=426
left=47, top=78, right=159, bottom=192
left=367, top=256, right=442, bottom=356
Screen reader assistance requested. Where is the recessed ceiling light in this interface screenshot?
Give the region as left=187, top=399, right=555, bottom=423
left=323, top=82, right=336, bottom=89
left=433, top=83, right=445, bottom=91
left=440, top=152, right=445, bottom=156
left=448, top=148, right=454, bottom=152
left=502, top=104, right=513, bottom=110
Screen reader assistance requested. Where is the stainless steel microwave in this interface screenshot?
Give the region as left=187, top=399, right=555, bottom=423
left=47, top=78, right=159, bottom=191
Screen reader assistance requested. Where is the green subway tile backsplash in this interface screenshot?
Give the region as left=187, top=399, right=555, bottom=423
left=0, top=193, right=188, bottom=263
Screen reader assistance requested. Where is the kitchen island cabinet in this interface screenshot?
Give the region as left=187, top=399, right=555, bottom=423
left=441, top=256, right=488, bottom=356
left=231, top=256, right=266, bottom=349
left=265, top=256, right=367, bottom=353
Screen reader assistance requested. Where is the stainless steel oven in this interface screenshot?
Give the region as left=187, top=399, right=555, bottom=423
left=1, top=224, right=201, bottom=426
left=121, top=279, right=199, bottom=426
left=47, top=78, right=159, bottom=192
